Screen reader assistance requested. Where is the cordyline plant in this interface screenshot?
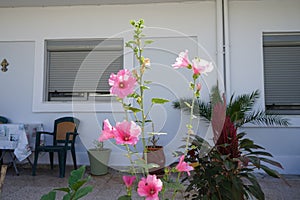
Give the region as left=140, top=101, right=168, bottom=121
left=99, top=19, right=213, bottom=200
left=173, top=86, right=289, bottom=200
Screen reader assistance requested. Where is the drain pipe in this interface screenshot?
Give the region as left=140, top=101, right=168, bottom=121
left=216, top=0, right=231, bottom=98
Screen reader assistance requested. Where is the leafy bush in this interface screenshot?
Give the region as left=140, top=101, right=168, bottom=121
left=174, top=87, right=289, bottom=200
left=41, top=166, right=93, bottom=200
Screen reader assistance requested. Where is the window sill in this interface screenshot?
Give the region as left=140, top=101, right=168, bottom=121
left=32, top=101, right=124, bottom=113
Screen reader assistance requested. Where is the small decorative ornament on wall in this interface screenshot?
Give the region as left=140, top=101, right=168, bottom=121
left=1, top=59, right=9, bottom=72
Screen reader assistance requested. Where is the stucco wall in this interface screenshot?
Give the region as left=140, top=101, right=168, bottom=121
left=228, top=0, right=300, bottom=174
left=0, top=1, right=218, bottom=167
left=0, top=0, right=299, bottom=174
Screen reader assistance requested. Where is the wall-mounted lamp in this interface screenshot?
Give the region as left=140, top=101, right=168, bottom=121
left=1, top=59, right=9, bottom=72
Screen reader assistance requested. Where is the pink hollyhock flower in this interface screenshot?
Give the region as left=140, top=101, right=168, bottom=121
left=176, top=155, right=194, bottom=176
left=123, top=175, right=136, bottom=188
left=99, top=119, right=115, bottom=142
left=192, top=58, right=213, bottom=75
left=109, top=69, right=137, bottom=98
left=137, top=175, right=163, bottom=200
left=172, top=50, right=191, bottom=69
left=114, top=120, right=141, bottom=145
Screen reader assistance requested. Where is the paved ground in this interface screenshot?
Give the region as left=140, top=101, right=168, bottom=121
left=1, top=164, right=300, bottom=200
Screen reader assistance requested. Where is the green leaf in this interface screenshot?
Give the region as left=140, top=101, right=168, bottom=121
left=68, top=166, right=85, bottom=187
left=144, top=80, right=152, bottom=84
left=247, top=156, right=261, bottom=167
left=74, top=186, right=93, bottom=200
left=189, top=82, right=195, bottom=90
left=224, top=160, right=235, bottom=171
left=260, top=157, right=283, bottom=169
left=144, top=40, right=154, bottom=45
left=247, top=151, right=273, bottom=157
left=141, top=85, right=150, bottom=90
left=184, top=101, right=192, bottom=108
left=53, top=188, right=70, bottom=193
left=41, top=191, right=56, bottom=200
left=62, top=194, right=71, bottom=200
left=128, top=107, right=142, bottom=113
left=243, top=173, right=265, bottom=200
left=127, top=93, right=140, bottom=99
left=148, top=163, right=160, bottom=169
left=151, top=98, right=169, bottom=104
left=118, top=195, right=132, bottom=200
left=70, top=179, right=89, bottom=191
left=260, top=165, right=281, bottom=178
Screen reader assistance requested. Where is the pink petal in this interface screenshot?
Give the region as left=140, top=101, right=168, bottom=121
left=172, top=50, right=191, bottom=69
left=109, top=69, right=137, bottom=98
left=123, top=175, right=136, bottom=187
left=99, top=119, right=115, bottom=141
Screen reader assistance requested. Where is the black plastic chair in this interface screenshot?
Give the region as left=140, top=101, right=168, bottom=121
left=32, top=117, right=80, bottom=178
left=0, top=116, right=8, bottom=124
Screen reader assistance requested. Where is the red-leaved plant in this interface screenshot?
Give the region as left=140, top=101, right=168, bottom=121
left=173, top=87, right=290, bottom=200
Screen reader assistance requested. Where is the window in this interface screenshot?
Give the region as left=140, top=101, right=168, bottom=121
left=263, top=32, right=300, bottom=114
left=45, top=38, right=123, bottom=101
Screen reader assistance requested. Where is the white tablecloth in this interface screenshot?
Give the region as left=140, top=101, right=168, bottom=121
left=0, top=123, right=42, bottom=161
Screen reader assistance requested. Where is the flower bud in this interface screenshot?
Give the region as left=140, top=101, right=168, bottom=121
left=196, top=83, right=202, bottom=91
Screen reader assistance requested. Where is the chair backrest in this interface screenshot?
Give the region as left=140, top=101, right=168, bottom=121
left=0, top=116, right=8, bottom=124
left=53, top=117, right=80, bottom=145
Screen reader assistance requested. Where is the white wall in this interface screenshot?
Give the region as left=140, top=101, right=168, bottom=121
left=0, top=1, right=218, bottom=167
left=1, top=0, right=299, bottom=174
left=228, top=0, right=300, bottom=174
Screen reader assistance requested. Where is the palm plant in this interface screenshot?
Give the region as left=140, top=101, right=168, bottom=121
left=173, top=87, right=289, bottom=128
left=173, top=86, right=289, bottom=200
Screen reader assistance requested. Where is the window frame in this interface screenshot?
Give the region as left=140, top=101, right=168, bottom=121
left=44, top=38, right=124, bottom=102
left=263, top=32, right=300, bottom=115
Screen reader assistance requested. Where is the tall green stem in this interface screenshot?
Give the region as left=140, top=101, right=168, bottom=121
left=185, top=78, right=197, bottom=154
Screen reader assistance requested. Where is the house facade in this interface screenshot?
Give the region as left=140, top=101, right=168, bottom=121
left=0, top=0, right=299, bottom=174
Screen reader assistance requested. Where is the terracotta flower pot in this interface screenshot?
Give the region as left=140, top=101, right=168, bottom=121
left=146, top=146, right=165, bottom=175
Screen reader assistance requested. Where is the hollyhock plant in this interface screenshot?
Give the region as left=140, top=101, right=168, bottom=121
left=109, top=69, right=137, bottom=98
left=114, top=120, right=141, bottom=145
left=137, top=175, right=163, bottom=200
left=176, top=155, right=194, bottom=176
left=123, top=175, right=136, bottom=197
left=172, top=50, right=191, bottom=69
left=98, top=19, right=213, bottom=200
left=192, top=57, right=213, bottom=76
left=123, top=175, right=136, bottom=188
left=99, top=119, right=115, bottom=142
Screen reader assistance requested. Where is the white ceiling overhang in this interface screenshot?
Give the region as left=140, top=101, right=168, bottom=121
left=0, top=0, right=206, bottom=8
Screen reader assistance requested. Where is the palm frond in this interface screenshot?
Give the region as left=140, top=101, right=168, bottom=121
left=243, top=111, right=290, bottom=127
left=173, top=89, right=289, bottom=128
left=227, top=90, right=260, bottom=125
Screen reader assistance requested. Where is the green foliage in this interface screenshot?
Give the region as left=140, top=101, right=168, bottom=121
left=92, top=140, right=104, bottom=151
left=184, top=134, right=283, bottom=200
left=40, top=166, right=93, bottom=200
left=118, top=195, right=132, bottom=200
left=174, top=88, right=289, bottom=200
left=173, top=86, right=290, bottom=127
left=151, top=98, right=170, bottom=104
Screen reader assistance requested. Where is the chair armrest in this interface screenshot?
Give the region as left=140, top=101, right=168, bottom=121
left=64, top=132, right=79, bottom=147
left=35, top=131, right=53, bottom=148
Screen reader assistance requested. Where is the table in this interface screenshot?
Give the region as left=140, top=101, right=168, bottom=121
left=0, top=123, right=43, bottom=175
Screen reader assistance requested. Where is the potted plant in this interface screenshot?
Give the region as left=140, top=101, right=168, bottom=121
left=87, top=140, right=111, bottom=176
left=145, top=124, right=167, bottom=175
